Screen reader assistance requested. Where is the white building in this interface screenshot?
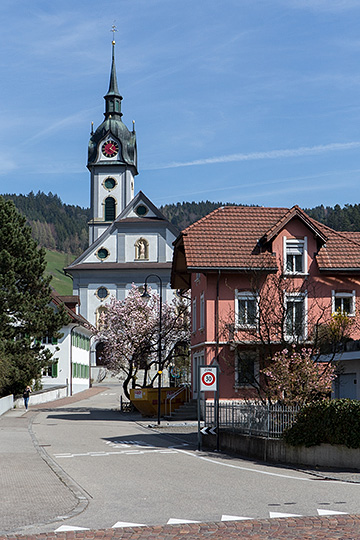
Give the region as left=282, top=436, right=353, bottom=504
left=65, top=39, right=178, bottom=368
left=41, top=292, right=93, bottom=395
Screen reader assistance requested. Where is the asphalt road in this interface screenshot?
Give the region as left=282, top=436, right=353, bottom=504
left=27, top=383, right=360, bottom=533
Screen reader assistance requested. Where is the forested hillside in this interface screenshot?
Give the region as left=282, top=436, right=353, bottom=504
left=305, top=204, right=360, bottom=231
left=3, top=191, right=90, bottom=256
left=3, top=191, right=360, bottom=256
left=159, top=200, right=233, bottom=231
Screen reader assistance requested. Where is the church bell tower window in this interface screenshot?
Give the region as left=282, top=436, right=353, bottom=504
left=104, top=197, right=116, bottom=221
left=104, top=177, right=116, bottom=190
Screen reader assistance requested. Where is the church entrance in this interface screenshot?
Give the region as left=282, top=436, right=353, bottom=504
left=96, top=342, right=106, bottom=366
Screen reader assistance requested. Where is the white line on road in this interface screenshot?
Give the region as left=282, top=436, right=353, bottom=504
left=54, top=449, right=177, bottom=458
left=174, top=449, right=360, bottom=485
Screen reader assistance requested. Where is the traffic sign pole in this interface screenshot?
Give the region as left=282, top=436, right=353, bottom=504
left=198, top=365, right=219, bottom=451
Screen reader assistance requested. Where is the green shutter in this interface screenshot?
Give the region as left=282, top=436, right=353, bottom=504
left=52, top=361, right=58, bottom=378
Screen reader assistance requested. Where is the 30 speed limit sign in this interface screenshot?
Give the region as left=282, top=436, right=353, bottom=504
left=199, top=366, right=218, bottom=391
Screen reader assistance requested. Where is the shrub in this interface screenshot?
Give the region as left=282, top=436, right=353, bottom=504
left=283, top=399, right=360, bottom=448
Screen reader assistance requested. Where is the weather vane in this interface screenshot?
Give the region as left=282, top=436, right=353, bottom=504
left=111, top=23, right=118, bottom=44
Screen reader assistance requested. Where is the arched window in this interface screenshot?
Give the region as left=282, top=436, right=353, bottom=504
left=104, top=197, right=116, bottom=221
left=135, top=238, right=149, bottom=260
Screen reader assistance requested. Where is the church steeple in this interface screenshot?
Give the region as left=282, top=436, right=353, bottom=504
left=87, top=33, right=138, bottom=244
left=104, top=40, right=123, bottom=120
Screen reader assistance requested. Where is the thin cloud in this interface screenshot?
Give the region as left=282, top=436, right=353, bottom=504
left=24, top=108, right=98, bottom=145
left=155, top=168, right=360, bottom=203
left=145, top=141, right=360, bottom=171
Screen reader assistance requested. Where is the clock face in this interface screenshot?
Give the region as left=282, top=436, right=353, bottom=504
left=102, top=140, right=119, bottom=158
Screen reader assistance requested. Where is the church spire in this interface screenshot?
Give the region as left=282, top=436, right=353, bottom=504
left=104, top=31, right=123, bottom=120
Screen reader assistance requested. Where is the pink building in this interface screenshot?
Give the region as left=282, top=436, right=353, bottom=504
left=171, top=205, right=360, bottom=401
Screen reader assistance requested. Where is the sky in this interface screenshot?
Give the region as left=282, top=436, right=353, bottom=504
left=2, top=0, right=360, bottom=210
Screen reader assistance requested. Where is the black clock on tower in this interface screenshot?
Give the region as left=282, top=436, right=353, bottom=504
left=102, top=140, right=119, bottom=157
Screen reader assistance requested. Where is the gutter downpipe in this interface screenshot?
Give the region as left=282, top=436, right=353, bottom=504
left=215, top=270, right=220, bottom=361
left=215, top=270, right=220, bottom=452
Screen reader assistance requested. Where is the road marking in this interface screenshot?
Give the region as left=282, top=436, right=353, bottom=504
left=167, top=518, right=201, bottom=524
left=54, top=449, right=177, bottom=458
left=269, top=512, right=303, bottom=518
left=54, top=507, right=354, bottom=532
left=317, top=509, right=349, bottom=516
left=55, top=526, right=89, bottom=532
left=174, top=449, right=360, bottom=485
left=112, top=521, right=146, bottom=528
left=221, top=515, right=252, bottom=521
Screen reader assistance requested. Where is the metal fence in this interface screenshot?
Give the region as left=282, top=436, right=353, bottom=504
left=203, top=401, right=300, bottom=439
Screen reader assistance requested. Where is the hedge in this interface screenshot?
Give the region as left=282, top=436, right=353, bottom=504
left=283, top=399, right=360, bottom=448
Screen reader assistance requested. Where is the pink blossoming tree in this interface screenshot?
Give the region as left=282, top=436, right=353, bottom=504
left=95, top=285, right=190, bottom=398
left=261, top=347, right=336, bottom=406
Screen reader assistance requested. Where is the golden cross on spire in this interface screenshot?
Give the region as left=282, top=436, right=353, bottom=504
left=111, top=23, right=118, bottom=44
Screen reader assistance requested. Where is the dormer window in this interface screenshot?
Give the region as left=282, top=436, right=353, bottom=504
left=284, top=237, right=307, bottom=274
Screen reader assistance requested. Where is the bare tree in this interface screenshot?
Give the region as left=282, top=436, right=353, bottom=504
left=219, top=264, right=358, bottom=403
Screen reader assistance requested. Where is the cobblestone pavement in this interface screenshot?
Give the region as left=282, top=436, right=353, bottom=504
left=1, top=515, right=360, bottom=540
left=0, top=387, right=106, bottom=533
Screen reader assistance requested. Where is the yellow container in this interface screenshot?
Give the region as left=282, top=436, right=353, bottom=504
left=130, top=387, right=187, bottom=417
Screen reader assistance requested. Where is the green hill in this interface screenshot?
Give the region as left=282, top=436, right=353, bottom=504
left=45, top=250, right=74, bottom=296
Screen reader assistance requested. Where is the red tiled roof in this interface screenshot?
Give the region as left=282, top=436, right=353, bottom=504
left=175, top=205, right=360, bottom=273
left=316, top=229, right=360, bottom=270
left=181, top=206, right=287, bottom=270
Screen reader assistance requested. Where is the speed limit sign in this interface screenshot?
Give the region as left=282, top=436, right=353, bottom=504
left=199, top=366, right=218, bottom=391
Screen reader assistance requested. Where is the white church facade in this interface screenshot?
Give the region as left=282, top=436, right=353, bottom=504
left=65, top=40, right=178, bottom=367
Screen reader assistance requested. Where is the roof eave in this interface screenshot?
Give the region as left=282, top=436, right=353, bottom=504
left=187, top=266, right=279, bottom=273
left=318, top=267, right=360, bottom=273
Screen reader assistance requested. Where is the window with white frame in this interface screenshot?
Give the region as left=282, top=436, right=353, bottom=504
left=284, top=237, right=307, bottom=274
left=235, top=291, right=257, bottom=328
left=199, top=292, right=205, bottom=329
left=285, top=293, right=306, bottom=339
left=332, top=290, right=355, bottom=316
left=192, top=297, right=197, bottom=332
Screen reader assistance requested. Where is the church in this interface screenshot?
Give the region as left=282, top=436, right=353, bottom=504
left=65, top=39, right=178, bottom=367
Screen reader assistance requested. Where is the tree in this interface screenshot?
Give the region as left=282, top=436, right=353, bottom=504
left=0, top=197, right=68, bottom=397
left=95, top=285, right=190, bottom=399
left=219, top=265, right=358, bottom=404
left=261, top=347, right=336, bottom=406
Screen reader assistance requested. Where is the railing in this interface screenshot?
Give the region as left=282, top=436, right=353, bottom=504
left=204, top=401, right=299, bottom=439
left=165, top=385, right=191, bottom=417
left=120, top=395, right=135, bottom=413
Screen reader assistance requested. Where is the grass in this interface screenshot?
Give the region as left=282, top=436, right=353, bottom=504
left=45, top=250, right=74, bottom=296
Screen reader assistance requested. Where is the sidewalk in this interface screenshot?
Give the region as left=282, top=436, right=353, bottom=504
left=0, top=387, right=106, bottom=535
left=0, top=387, right=359, bottom=540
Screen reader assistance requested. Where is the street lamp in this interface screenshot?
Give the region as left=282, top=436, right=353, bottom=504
left=141, top=274, right=163, bottom=425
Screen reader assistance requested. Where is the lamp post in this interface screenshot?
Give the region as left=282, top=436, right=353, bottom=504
left=141, top=274, right=163, bottom=425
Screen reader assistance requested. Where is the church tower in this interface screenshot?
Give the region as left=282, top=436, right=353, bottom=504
left=87, top=39, right=138, bottom=243
left=66, top=36, right=178, bottom=338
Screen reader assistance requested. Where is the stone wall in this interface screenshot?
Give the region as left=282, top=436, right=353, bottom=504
left=0, top=395, right=14, bottom=416
left=13, top=385, right=68, bottom=408
left=204, top=430, right=359, bottom=470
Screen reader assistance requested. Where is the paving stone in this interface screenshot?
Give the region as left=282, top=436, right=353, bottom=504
left=1, top=516, right=360, bottom=540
